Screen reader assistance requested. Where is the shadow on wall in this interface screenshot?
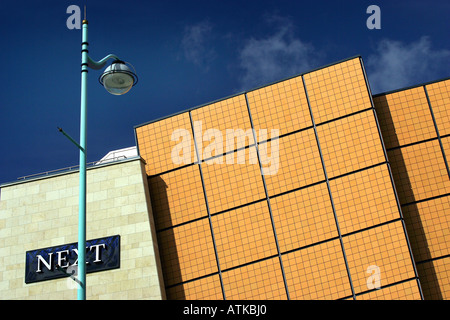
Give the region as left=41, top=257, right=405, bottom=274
left=147, top=175, right=185, bottom=300
left=144, top=95, right=445, bottom=300
left=373, top=95, right=443, bottom=300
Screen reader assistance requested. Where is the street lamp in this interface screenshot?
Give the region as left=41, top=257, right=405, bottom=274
left=76, top=18, right=137, bottom=300
left=99, top=60, right=138, bottom=95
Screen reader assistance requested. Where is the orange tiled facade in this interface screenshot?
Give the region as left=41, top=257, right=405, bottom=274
left=373, top=79, right=450, bottom=300
left=136, top=56, right=449, bottom=300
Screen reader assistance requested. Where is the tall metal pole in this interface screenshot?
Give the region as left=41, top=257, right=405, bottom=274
left=78, top=18, right=89, bottom=300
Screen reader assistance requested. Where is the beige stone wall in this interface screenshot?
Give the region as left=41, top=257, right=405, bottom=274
left=0, top=158, right=165, bottom=300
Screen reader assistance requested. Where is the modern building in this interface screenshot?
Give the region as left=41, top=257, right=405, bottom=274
left=373, top=80, right=450, bottom=300
left=0, top=56, right=448, bottom=300
left=0, top=157, right=165, bottom=299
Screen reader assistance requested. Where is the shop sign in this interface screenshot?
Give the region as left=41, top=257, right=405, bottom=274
left=25, top=235, right=120, bottom=284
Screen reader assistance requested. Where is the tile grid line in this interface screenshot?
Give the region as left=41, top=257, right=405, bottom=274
left=244, top=93, right=291, bottom=300
left=301, top=75, right=357, bottom=300
left=416, top=253, right=450, bottom=265
left=144, top=105, right=398, bottom=179
left=409, top=85, right=450, bottom=282
left=352, top=277, right=419, bottom=299
left=163, top=217, right=409, bottom=292
left=423, top=85, right=450, bottom=180
left=153, top=160, right=389, bottom=234
left=188, top=111, right=226, bottom=300
left=401, top=192, right=450, bottom=208
left=359, top=57, right=425, bottom=300
left=143, top=106, right=376, bottom=179
left=142, top=58, right=435, bottom=299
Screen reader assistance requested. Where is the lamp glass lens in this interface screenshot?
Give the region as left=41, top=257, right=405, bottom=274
left=103, top=73, right=134, bottom=95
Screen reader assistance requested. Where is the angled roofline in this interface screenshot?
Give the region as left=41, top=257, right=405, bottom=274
left=372, top=76, right=450, bottom=97
left=133, top=55, right=363, bottom=129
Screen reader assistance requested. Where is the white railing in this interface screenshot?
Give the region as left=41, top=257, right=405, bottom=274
left=16, top=155, right=129, bottom=181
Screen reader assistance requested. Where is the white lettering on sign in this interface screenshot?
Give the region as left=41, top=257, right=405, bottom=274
left=35, top=244, right=107, bottom=273
left=90, top=243, right=106, bottom=263
left=57, top=250, right=70, bottom=268
left=36, top=253, right=53, bottom=273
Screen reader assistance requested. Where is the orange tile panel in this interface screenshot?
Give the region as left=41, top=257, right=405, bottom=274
left=426, top=79, right=450, bottom=136
left=402, top=195, right=450, bottom=262
left=317, top=110, right=385, bottom=178
left=330, top=164, right=400, bottom=234
left=191, top=94, right=255, bottom=158
left=165, top=274, right=223, bottom=300
left=212, top=200, right=277, bottom=270
left=222, top=257, right=287, bottom=300
left=262, top=128, right=324, bottom=196
left=157, top=218, right=217, bottom=286
left=304, top=57, right=372, bottom=124
left=417, top=257, right=450, bottom=300
left=271, top=182, right=337, bottom=252
left=136, top=112, right=196, bottom=175
left=373, top=87, right=436, bottom=149
left=356, top=279, right=421, bottom=300
left=388, top=140, right=450, bottom=204
left=283, top=239, right=352, bottom=300
left=201, top=146, right=266, bottom=213
left=343, top=221, right=416, bottom=294
left=148, top=165, right=207, bottom=230
left=246, top=76, right=312, bottom=139
left=441, top=137, right=450, bottom=164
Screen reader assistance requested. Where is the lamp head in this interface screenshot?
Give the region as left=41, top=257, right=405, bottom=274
left=99, top=60, right=138, bottom=95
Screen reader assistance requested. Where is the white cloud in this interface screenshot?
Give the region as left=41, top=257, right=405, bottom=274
left=237, top=18, right=322, bottom=91
left=367, top=36, right=450, bottom=94
left=181, top=20, right=216, bottom=71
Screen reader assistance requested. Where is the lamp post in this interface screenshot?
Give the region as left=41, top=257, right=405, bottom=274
left=76, top=18, right=137, bottom=300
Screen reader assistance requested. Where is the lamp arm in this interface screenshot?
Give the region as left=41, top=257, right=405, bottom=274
left=87, top=54, right=121, bottom=70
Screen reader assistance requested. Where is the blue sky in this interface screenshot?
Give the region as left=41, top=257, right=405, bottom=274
left=0, top=0, right=449, bottom=184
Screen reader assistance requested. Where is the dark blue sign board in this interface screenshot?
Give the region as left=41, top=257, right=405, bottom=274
left=25, top=235, right=120, bottom=284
